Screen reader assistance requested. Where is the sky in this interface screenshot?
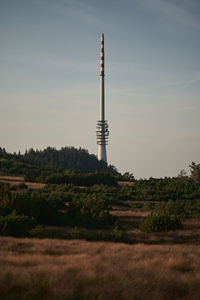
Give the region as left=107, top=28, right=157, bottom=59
left=0, top=0, right=200, bottom=178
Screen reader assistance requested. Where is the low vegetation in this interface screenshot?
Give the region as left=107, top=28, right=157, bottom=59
left=140, top=212, right=183, bottom=233
left=0, top=151, right=200, bottom=299
left=155, top=199, right=200, bottom=219
left=0, top=211, right=36, bottom=237
left=0, top=237, right=200, bottom=300
left=1, top=160, right=200, bottom=237
left=0, top=183, right=119, bottom=238
left=0, top=146, right=118, bottom=177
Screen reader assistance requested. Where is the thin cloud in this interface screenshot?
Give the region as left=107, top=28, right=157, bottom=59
left=36, top=0, right=107, bottom=30
left=179, top=76, right=200, bottom=90
left=135, top=0, right=200, bottom=30
left=110, top=60, right=200, bottom=91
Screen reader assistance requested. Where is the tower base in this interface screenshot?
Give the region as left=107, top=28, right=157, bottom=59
left=98, top=145, right=107, bottom=163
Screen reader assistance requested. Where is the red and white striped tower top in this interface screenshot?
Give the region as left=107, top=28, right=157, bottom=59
left=101, top=33, right=104, bottom=76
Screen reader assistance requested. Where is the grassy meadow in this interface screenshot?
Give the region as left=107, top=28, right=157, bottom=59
left=1, top=173, right=200, bottom=299
left=1, top=236, right=200, bottom=300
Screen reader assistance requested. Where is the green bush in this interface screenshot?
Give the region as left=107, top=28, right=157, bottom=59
left=0, top=184, right=14, bottom=216
left=0, top=211, right=36, bottom=237
left=68, top=195, right=116, bottom=228
left=155, top=200, right=200, bottom=219
left=29, top=225, right=46, bottom=238
left=140, top=212, right=183, bottom=233
left=11, top=191, right=67, bottom=226
left=0, top=185, right=67, bottom=226
left=44, top=172, right=118, bottom=186
left=17, top=182, right=28, bottom=189
left=110, top=222, right=126, bottom=242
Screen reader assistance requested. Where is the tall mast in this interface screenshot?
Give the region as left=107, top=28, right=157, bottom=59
left=96, top=33, right=109, bottom=163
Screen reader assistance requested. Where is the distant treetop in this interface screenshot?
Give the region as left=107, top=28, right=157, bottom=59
left=0, top=146, right=119, bottom=175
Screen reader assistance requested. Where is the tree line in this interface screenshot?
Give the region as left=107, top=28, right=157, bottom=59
left=0, top=146, right=118, bottom=175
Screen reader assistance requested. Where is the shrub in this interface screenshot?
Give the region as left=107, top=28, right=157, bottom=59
left=44, top=172, right=118, bottom=186
left=45, top=191, right=67, bottom=210
left=11, top=191, right=67, bottom=226
left=29, top=225, right=46, bottom=238
left=68, top=195, right=116, bottom=228
left=10, top=185, right=17, bottom=191
left=140, top=212, right=183, bottom=233
left=17, top=182, right=28, bottom=189
left=0, top=210, right=36, bottom=237
left=0, top=184, right=14, bottom=216
left=110, top=222, right=126, bottom=242
left=155, top=200, right=200, bottom=219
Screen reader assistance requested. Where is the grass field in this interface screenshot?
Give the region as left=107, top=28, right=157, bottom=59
left=0, top=236, right=200, bottom=300
left=1, top=177, right=200, bottom=299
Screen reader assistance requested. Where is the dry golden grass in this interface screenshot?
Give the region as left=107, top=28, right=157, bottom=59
left=0, top=176, right=45, bottom=189
left=24, top=182, right=46, bottom=189
left=0, top=176, right=24, bottom=181
left=118, top=181, right=135, bottom=186
left=1, top=236, right=200, bottom=300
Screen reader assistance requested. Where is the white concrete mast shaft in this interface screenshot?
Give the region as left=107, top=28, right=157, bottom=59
left=96, top=33, right=109, bottom=163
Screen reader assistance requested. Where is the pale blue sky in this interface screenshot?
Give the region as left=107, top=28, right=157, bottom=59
left=0, top=0, right=200, bottom=178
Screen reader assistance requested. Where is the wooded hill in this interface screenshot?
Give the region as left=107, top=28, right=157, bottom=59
left=0, top=146, right=118, bottom=176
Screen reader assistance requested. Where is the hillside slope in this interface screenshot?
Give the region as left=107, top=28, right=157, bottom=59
left=0, top=146, right=118, bottom=176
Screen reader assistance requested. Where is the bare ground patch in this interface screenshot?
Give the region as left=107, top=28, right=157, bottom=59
left=0, top=176, right=45, bottom=189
